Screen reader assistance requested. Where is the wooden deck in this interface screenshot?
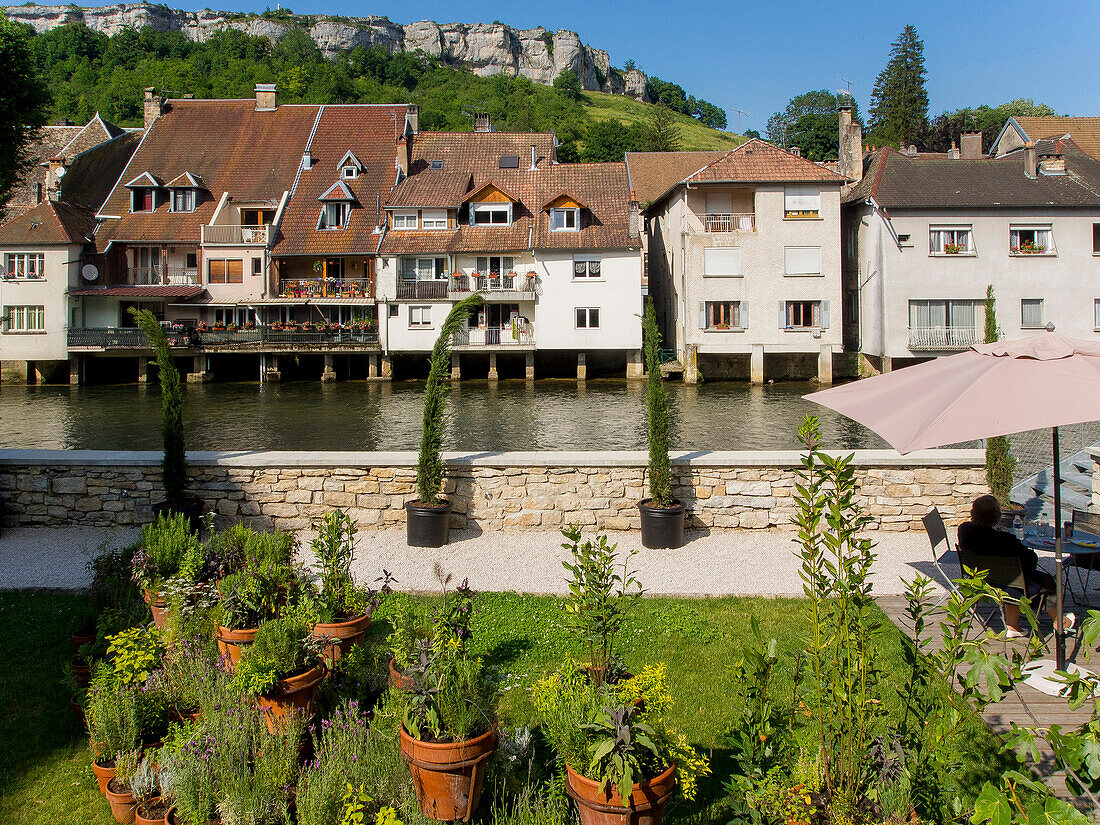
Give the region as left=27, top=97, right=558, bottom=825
left=876, top=594, right=1097, bottom=809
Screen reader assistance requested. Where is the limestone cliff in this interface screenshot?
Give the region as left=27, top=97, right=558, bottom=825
left=2, top=2, right=652, bottom=101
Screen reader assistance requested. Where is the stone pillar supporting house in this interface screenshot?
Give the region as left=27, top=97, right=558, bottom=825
left=626, top=349, right=644, bottom=379
left=321, top=354, right=336, bottom=383
left=750, top=345, right=765, bottom=385
left=68, top=356, right=81, bottom=386
left=188, top=355, right=211, bottom=383
left=577, top=352, right=586, bottom=381
left=380, top=355, right=393, bottom=380
left=683, top=344, right=699, bottom=384
left=367, top=354, right=380, bottom=380
left=136, top=357, right=148, bottom=384
left=525, top=352, right=535, bottom=380
left=487, top=352, right=499, bottom=381
left=817, top=344, right=833, bottom=385
left=450, top=353, right=461, bottom=380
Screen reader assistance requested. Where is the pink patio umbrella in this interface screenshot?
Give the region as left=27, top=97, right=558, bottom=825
left=804, top=330, right=1100, bottom=670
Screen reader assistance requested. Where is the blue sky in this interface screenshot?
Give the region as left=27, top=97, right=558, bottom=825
left=107, top=0, right=1100, bottom=133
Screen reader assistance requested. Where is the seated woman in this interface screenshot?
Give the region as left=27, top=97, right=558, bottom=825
left=957, top=495, right=1074, bottom=637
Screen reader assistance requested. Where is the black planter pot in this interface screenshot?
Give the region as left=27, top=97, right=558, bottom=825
left=406, top=499, right=453, bottom=547
left=152, top=496, right=205, bottom=534
left=639, top=499, right=686, bottom=549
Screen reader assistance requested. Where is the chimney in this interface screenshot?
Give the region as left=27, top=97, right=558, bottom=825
left=947, top=141, right=960, bottom=160
left=406, top=104, right=419, bottom=135
left=1024, top=140, right=1037, bottom=179
left=529, top=145, right=538, bottom=171
left=143, top=88, right=164, bottom=130
left=301, top=152, right=313, bottom=171
left=474, top=112, right=492, bottom=133
left=45, top=156, right=65, bottom=201
left=959, top=131, right=983, bottom=159
left=396, top=135, right=410, bottom=178
left=837, top=99, right=863, bottom=185
left=906, top=144, right=918, bottom=158
left=1038, top=140, right=1066, bottom=175
left=628, top=189, right=640, bottom=239
left=789, top=146, right=801, bottom=157
left=255, top=83, right=277, bottom=112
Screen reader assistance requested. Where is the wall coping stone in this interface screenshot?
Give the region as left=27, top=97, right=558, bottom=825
left=0, top=448, right=986, bottom=469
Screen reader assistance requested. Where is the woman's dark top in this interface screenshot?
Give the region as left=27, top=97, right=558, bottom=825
left=957, top=521, right=1039, bottom=574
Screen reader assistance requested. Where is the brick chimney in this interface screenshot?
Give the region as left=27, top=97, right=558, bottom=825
left=947, top=141, right=960, bottom=160
left=1024, top=140, right=1037, bottom=179
left=143, top=88, right=164, bottom=130
left=255, top=83, right=277, bottom=112
left=960, top=131, right=983, bottom=159
left=837, top=99, right=863, bottom=185
left=473, top=112, right=492, bottom=133
left=406, top=104, right=419, bottom=135
left=1038, top=139, right=1066, bottom=175
left=396, top=134, right=410, bottom=178
left=628, top=189, right=640, bottom=239
left=45, top=156, right=65, bottom=201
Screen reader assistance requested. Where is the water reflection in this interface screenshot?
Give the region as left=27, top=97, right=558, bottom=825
left=0, top=380, right=891, bottom=452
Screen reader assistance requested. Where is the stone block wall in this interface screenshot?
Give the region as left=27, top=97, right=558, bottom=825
left=0, top=450, right=987, bottom=533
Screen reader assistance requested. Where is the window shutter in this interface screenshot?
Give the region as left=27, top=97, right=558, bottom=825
left=778, top=301, right=786, bottom=329
left=740, top=301, right=747, bottom=328
left=209, top=260, right=225, bottom=284
left=227, top=260, right=243, bottom=283
left=698, top=302, right=706, bottom=329
left=822, top=301, right=830, bottom=329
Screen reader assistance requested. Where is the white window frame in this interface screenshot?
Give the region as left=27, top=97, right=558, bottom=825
left=392, top=212, right=418, bottom=230
left=550, top=207, right=580, bottom=232
left=476, top=256, right=515, bottom=276
left=421, top=209, right=448, bottom=230
left=1094, top=299, right=1100, bottom=331
left=703, top=300, right=742, bottom=330
left=341, top=165, right=358, bottom=180
left=573, top=255, right=602, bottom=280
left=703, top=247, right=741, bottom=278
left=408, top=305, right=432, bottom=328
left=170, top=188, right=196, bottom=213
left=783, top=246, right=822, bottom=276
left=4, top=304, right=45, bottom=333
left=320, top=201, right=349, bottom=230
left=4, top=253, right=45, bottom=279
left=784, top=186, right=820, bottom=218
left=1021, top=298, right=1045, bottom=329
left=470, top=203, right=512, bottom=227
left=575, top=307, right=600, bottom=329
left=929, top=226, right=974, bottom=256
left=1010, top=225, right=1055, bottom=256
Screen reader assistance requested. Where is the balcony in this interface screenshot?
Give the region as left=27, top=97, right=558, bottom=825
left=201, top=224, right=270, bottom=245
left=396, top=279, right=449, bottom=300
left=908, top=326, right=981, bottom=351
left=453, top=322, right=534, bottom=348
left=278, top=278, right=373, bottom=299
left=128, top=267, right=200, bottom=285
left=450, top=273, right=536, bottom=299
left=700, top=213, right=755, bottom=232
left=68, top=326, right=379, bottom=350
left=68, top=327, right=193, bottom=349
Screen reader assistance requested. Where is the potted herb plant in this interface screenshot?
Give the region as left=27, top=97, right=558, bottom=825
left=406, top=294, right=483, bottom=547
left=131, top=752, right=167, bottom=825
left=131, top=513, right=203, bottom=629
left=397, top=648, right=498, bottom=821
left=129, top=308, right=204, bottom=527
left=106, top=748, right=142, bottom=823
left=232, top=605, right=325, bottom=732
left=387, top=570, right=473, bottom=690
left=87, top=671, right=141, bottom=796
left=638, top=299, right=686, bottom=548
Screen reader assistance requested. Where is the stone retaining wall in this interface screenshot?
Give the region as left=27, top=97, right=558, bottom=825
left=0, top=449, right=988, bottom=532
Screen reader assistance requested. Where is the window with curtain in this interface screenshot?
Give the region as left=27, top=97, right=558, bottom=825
left=1010, top=226, right=1054, bottom=254
left=703, top=247, right=741, bottom=277
left=476, top=256, right=515, bottom=275
left=4, top=253, right=44, bottom=279
left=908, top=299, right=979, bottom=329
left=929, top=227, right=974, bottom=255
left=4, top=305, right=44, bottom=332
left=1021, top=298, right=1044, bottom=328
left=704, top=301, right=741, bottom=329
left=784, top=246, right=822, bottom=275
left=409, top=306, right=432, bottom=327
left=171, top=189, right=196, bottom=212
left=319, top=201, right=349, bottom=230
left=573, top=257, right=601, bottom=278
left=784, top=186, right=820, bottom=218
left=785, top=301, right=822, bottom=328
left=392, top=213, right=417, bottom=229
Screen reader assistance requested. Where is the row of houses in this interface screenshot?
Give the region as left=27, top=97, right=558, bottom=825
left=2, top=87, right=1099, bottom=384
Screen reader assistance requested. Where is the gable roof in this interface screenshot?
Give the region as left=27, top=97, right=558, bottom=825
left=1013, top=117, right=1100, bottom=163
left=0, top=200, right=98, bottom=246
left=124, top=171, right=165, bottom=188
left=625, top=151, right=726, bottom=206
left=541, top=191, right=588, bottom=211
left=165, top=172, right=206, bottom=189
left=384, top=170, right=472, bottom=208
left=843, top=139, right=1100, bottom=209
left=337, top=150, right=362, bottom=170
left=462, top=180, right=520, bottom=204
left=318, top=180, right=357, bottom=202
left=55, top=131, right=142, bottom=213
left=59, top=114, right=127, bottom=160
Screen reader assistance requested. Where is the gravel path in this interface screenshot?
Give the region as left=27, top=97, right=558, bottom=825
left=0, top=526, right=943, bottom=596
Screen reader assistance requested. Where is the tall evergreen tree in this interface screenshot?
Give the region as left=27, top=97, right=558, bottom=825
left=983, top=286, right=1016, bottom=503
left=868, top=25, right=928, bottom=148
left=0, top=18, right=50, bottom=216
left=645, top=103, right=681, bottom=152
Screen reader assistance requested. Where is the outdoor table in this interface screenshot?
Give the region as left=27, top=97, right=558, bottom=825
left=1024, top=527, right=1100, bottom=607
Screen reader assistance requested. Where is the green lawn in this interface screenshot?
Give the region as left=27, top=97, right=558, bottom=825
left=582, top=90, right=745, bottom=151
left=0, top=590, right=1011, bottom=825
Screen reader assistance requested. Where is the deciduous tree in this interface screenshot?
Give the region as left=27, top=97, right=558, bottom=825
left=0, top=18, right=50, bottom=215
left=766, top=90, right=862, bottom=160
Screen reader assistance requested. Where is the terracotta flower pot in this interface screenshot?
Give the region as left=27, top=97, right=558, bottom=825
left=256, top=664, right=325, bottom=733
left=312, top=614, right=371, bottom=663
left=72, top=627, right=96, bottom=649
left=215, top=625, right=258, bottom=669
left=72, top=695, right=87, bottom=730
left=388, top=657, right=414, bottom=691
left=565, top=763, right=676, bottom=825
left=72, top=656, right=92, bottom=688
left=399, top=726, right=496, bottom=822
left=92, top=757, right=116, bottom=795
left=143, top=589, right=169, bottom=630
left=136, top=797, right=170, bottom=825
left=105, top=777, right=137, bottom=823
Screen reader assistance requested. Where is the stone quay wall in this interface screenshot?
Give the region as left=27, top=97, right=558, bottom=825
left=0, top=449, right=988, bottom=533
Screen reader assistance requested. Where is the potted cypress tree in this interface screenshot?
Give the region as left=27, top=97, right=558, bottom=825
left=406, top=295, right=483, bottom=547
left=638, top=299, right=686, bottom=548
left=129, top=308, right=203, bottom=527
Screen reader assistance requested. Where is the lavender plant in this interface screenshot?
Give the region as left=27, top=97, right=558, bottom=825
left=296, top=700, right=376, bottom=825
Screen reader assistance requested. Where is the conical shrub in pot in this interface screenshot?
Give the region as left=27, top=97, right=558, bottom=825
left=638, top=299, right=685, bottom=548
left=407, top=294, right=484, bottom=547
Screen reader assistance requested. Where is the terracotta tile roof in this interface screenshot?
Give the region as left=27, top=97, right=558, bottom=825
left=385, top=170, right=472, bottom=208
left=59, top=132, right=142, bottom=212
left=408, top=132, right=556, bottom=180
left=165, top=172, right=207, bottom=189
left=59, top=115, right=128, bottom=160
left=625, top=151, right=725, bottom=205
left=98, top=99, right=324, bottom=246
left=274, top=104, right=410, bottom=257
left=4, top=124, right=83, bottom=213
left=0, top=200, right=98, bottom=246
left=842, top=140, right=1100, bottom=208
left=68, top=285, right=205, bottom=298
left=1014, top=117, right=1100, bottom=163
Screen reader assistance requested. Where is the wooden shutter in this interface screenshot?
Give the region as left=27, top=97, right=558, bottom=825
left=740, top=301, right=747, bottom=328
left=822, top=301, right=830, bottom=329
left=227, top=260, right=243, bottom=283
left=778, top=301, right=786, bottom=328
left=208, top=260, right=225, bottom=284
left=698, top=302, right=706, bottom=329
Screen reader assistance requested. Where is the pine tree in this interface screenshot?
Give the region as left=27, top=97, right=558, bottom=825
left=645, top=103, right=681, bottom=152
left=868, top=25, right=929, bottom=148
left=983, top=285, right=1016, bottom=503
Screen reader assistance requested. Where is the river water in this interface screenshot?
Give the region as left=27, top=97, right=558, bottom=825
left=0, top=380, right=890, bottom=452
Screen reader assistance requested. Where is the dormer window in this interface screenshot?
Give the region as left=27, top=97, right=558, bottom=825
left=132, top=188, right=156, bottom=212
left=470, top=203, right=511, bottom=226
left=341, top=165, right=357, bottom=180
left=430, top=160, right=444, bottom=170
left=338, top=151, right=362, bottom=180
left=171, top=189, right=196, bottom=212
left=392, top=213, right=417, bottom=230
left=550, top=208, right=579, bottom=232
left=320, top=202, right=349, bottom=230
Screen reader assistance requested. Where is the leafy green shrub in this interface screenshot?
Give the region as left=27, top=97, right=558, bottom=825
left=105, top=626, right=164, bottom=685
left=132, top=512, right=202, bottom=592
left=312, top=509, right=384, bottom=623
left=206, top=523, right=296, bottom=582
left=385, top=594, right=430, bottom=671
left=86, top=665, right=141, bottom=762
left=232, top=605, right=323, bottom=696
left=218, top=556, right=301, bottom=630
left=399, top=650, right=497, bottom=743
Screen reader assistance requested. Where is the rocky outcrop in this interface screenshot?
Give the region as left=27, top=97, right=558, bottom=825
left=2, top=2, right=652, bottom=101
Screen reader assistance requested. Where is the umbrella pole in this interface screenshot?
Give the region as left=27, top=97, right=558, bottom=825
left=1053, top=426, right=1066, bottom=671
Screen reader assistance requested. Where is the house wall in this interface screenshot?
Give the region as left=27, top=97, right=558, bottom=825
left=0, top=243, right=78, bottom=361
left=853, top=206, right=1100, bottom=360
left=200, top=246, right=267, bottom=302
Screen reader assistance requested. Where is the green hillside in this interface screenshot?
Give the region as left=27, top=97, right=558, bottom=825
left=583, top=90, right=744, bottom=151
